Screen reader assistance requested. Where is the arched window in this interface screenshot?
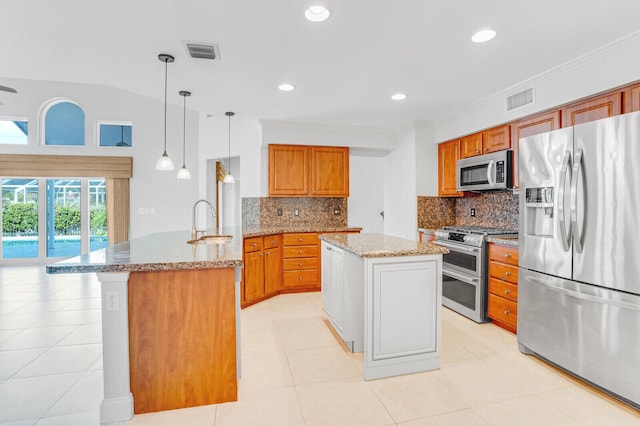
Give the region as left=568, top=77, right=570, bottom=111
left=39, top=98, right=85, bottom=146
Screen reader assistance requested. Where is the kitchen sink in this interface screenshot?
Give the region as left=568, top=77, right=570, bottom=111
left=187, top=234, right=233, bottom=245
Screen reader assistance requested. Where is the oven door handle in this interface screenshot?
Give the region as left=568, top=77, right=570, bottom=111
left=443, top=268, right=479, bottom=284
left=433, top=240, right=481, bottom=255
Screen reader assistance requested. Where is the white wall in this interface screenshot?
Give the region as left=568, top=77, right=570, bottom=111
left=415, top=121, right=438, bottom=196
left=383, top=125, right=418, bottom=239
left=433, top=32, right=640, bottom=142
left=348, top=155, right=384, bottom=233
left=0, top=78, right=199, bottom=238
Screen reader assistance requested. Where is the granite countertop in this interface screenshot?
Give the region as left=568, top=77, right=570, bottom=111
left=486, top=236, right=519, bottom=247
left=319, top=233, right=448, bottom=258
left=46, top=229, right=243, bottom=274
left=242, top=226, right=362, bottom=238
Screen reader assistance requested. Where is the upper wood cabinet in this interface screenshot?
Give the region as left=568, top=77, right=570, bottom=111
left=438, top=139, right=463, bottom=197
left=268, top=144, right=349, bottom=197
left=511, top=110, right=561, bottom=188
left=623, top=83, right=640, bottom=113
left=561, top=92, right=622, bottom=127
left=310, top=146, right=350, bottom=196
left=460, top=125, right=511, bottom=158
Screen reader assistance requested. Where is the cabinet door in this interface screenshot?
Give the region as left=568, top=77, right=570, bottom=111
left=264, top=247, right=282, bottom=296
left=482, top=124, right=511, bottom=154
left=310, top=146, right=349, bottom=196
left=561, top=92, right=622, bottom=127
left=460, top=132, right=483, bottom=158
left=243, top=250, right=265, bottom=302
left=438, top=140, right=463, bottom=197
left=268, top=144, right=309, bottom=196
left=623, top=83, right=640, bottom=113
left=511, top=110, right=561, bottom=188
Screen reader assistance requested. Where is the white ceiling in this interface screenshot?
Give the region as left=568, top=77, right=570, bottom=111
left=1, top=0, right=639, bottom=129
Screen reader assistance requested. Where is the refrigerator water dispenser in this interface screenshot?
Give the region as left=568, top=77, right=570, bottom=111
left=524, top=187, right=554, bottom=237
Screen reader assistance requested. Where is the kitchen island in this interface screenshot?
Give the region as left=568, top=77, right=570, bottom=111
left=319, top=233, right=448, bottom=380
left=46, top=230, right=243, bottom=425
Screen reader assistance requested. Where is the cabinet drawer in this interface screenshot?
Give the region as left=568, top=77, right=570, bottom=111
left=488, top=261, right=518, bottom=283
left=488, top=278, right=518, bottom=302
left=283, top=246, right=318, bottom=258
left=283, top=269, right=318, bottom=286
left=283, top=258, right=318, bottom=271
left=488, top=293, right=518, bottom=330
left=263, top=234, right=281, bottom=249
left=244, top=237, right=263, bottom=253
left=489, top=244, right=518, bottom=266
left=283, top=233, right=318, bottom=246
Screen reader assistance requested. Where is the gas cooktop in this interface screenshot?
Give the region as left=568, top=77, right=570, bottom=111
left=435, top=226, right=518, bottom=247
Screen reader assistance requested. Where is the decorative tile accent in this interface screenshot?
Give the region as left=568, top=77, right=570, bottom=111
left=242, top=197, right=348, bottom=229
left=417, top=192, right=518, bottom=230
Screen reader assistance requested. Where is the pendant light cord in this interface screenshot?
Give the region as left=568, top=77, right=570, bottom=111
left=227, top=114, right=231, bottom=175
left=182, top=94, right=186, bottom=166
left=163, top=58, right=168, bottom=154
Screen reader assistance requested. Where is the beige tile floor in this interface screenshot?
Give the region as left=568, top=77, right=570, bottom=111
left=1, top=266, right=639, bottom=425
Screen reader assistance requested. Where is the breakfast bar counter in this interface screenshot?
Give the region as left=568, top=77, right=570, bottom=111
left=47, top=230, right=243, bottom=425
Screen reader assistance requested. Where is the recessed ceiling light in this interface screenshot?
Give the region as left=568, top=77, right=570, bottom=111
left=305, top=5, right=330, bottom=22
left=391, top=93, right=407, bottom=101
left=278, top=83, right=296, bottom=92
left=472, top=29, right=496, bottom=43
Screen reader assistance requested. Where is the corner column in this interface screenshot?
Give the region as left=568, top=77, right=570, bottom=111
left=96, top=272, right=134, bottom=425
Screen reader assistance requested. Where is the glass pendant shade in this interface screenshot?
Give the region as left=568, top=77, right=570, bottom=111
left=177, top=165, right=191, bottom=180
left=156, top=53, right=175, bottom=171
left=223, top=173, right=235, bottom=183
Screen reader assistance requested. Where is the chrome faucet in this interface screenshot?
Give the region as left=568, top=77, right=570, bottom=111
left=191, top=199, right=217, bottom=240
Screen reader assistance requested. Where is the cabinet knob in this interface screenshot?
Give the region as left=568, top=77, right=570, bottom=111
left=298, top=276, right=303, bottom=281
left=504, top=271, right=511, bottom=276
left=476, top=149, right=481, bottom=153
left=299, top=262, right=303, bottom=267
left=299, top=250, right=303, bottom=254
left=252, top=243, right=257, bottom=247
left=504, top=253, right=511, bottom=258
left=299, top=237, right=303, bottom=242
left=266, top=251, right=270, bottom=255
left=504, top=289, right=510, bottom=294
left=260, top=253, right=263, bottom=257
left=504, top=309, right=510, bottom=315
left=271, top=240, right=276, bottom=245
left=484, top=147, right=489, bottom=152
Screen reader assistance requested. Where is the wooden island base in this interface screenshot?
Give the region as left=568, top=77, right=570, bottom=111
left=128, top=268, right=237, bottom=414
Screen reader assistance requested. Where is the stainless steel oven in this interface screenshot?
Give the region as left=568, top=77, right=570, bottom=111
left=434, top=226, right=518, bottom=323
left=434, top=239, right=486, bottom=323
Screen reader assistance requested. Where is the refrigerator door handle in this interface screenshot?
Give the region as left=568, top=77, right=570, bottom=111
left=558, top=151, right=572, bottom=251
left=570, top=149, right=585, bottom=253
left=486, top=160, right=495, bottom=186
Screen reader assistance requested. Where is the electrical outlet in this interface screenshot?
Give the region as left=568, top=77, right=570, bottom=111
left=106, top=291, right=119, bottom=311
left=294, top=209, right=299, bottom=216
left=277, top=208, right=283, bottom=216
left=470, top=208, right=476, bottom=217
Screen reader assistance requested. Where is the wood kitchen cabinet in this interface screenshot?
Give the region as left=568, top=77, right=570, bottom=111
left=419, top=231, right=435, bottom=243
left=511, top=110, right=561, bottom=188
left=438, top=139, right=463, bottom=197
left=562, top=92, right=622, bottom=127
left=282, top=232, right=320, bottom=290
left=487, top=242, right=519, bottom=333
left=268, top=144, right=349, bottom=197
left=242, top=234, right=282, bottom=306
left=623, top=83, right=640, bottom=113
left=460, top=125, right=511, bottom=159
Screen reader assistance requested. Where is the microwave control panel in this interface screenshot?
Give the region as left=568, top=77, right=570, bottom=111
left=496, top=160, right=505, bottom=183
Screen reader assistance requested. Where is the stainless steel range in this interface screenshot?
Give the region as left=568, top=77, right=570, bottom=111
left=434, top=226, right=518, bottom=323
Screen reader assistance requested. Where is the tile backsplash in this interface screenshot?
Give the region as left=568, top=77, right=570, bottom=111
left=242, top=197, right=348, bottom=228
left=418, top=191, right=519, bottom=230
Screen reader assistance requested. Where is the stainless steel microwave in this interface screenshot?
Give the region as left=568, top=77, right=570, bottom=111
left=457, top=150, right=513, bottom=191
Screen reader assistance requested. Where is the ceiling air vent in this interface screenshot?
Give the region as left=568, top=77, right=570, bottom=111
left=506, top=88, right=534, bottom=111
left=183, top=42, right=220, bottom=60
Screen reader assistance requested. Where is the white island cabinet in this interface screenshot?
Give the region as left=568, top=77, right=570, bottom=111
left=320, top=233, right=447, bottom=380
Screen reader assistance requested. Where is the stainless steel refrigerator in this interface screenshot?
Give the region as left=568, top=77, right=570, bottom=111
left=518, top=111, right=640, bottom=409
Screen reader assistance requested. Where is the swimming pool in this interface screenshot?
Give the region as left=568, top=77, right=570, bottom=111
left=2, top=236, right=108, bottom=259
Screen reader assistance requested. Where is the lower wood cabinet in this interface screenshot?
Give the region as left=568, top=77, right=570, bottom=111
left=242, top=234, right=282, bottom=306
left=282, top=232, right=320, bottom=290
left=488, top=242, right=519, bottom=333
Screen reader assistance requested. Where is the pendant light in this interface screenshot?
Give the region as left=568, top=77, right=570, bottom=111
left=177, top=90, right=192, bottom=179
left=155, top=53, right=175, bottom=171
left=223, top=112, right=235, bottom=183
